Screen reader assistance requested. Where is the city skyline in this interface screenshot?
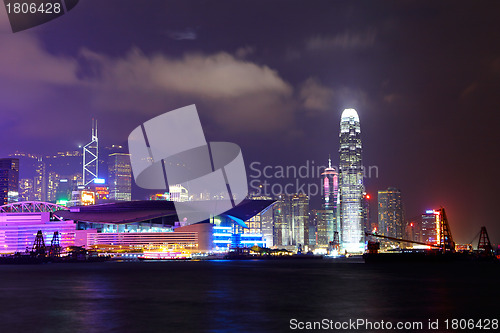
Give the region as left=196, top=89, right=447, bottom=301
left=1, top=1, right=499, bottom=245
left=1, top=106, right=494, bottom=247
left=0, top=111, right=467, bottom=255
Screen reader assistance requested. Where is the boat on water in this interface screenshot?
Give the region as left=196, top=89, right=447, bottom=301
left=138, top=247, right=192, bottom=261
left=138, top=253, right=191, bottom=261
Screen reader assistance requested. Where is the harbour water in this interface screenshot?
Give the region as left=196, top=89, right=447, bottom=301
left=0, top=260, right=498, bottom=332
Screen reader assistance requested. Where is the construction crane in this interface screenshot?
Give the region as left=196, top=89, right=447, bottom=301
left=438, top=207, right=455, bottom=253
left=48, top=231, right=61, bottom=257
left=477, top=226, right=494, bottom=257
left=31, top=230, right=46, bottom=257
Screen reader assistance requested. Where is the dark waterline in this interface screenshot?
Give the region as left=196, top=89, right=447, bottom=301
left=0, top=260, right=498, bottom=333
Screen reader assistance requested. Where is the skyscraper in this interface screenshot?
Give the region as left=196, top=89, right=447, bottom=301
left=377, top=187, right=404, bottom=239
left=362, top=192, right=373, bottom=233
left=291, top=193, right=309, bottom=248
left=272, top=193, right=309, bottom=248
left=34, top=159, right=46, bottom=201
left=272, top=194, right=291, bottom=246
left=19, top=178, right=34, bottom=201
left=47, top=171, right=60, bottom=202
left=83, top=119, right=99, bottom=186
left=421, top=210, right=440, bottom=245
left=259, top=205, right=274, bottom=248
left=321, top=158, right=338, bottom=243
left=0, top=158, right=19, bottom=205
left=309, top=209, right=331, bottom=248
left=108, top=152, right=132, bottom=201
left=338, top=109, right=365, bottom=253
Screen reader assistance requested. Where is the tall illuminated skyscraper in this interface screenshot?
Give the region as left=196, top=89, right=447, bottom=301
left=272, top=193, right=309, bottom=248
left=273, top=194, right=290, bottom=246
left=291, top=193, right=309, bottom=248
left=83, top=119, right=99, bottom=186
left=421, top=210, right=440, bottom=245
left=34, top=158, right=46, bottom=201
left=108, top=151, right=132, bottom=201
left=321, top=158, right=338, bottom=243
left=338, top=109, right=365, bottom=253
left=47, top=171, right=60, bottom=202
left=378, top=188, right=403, bottom=239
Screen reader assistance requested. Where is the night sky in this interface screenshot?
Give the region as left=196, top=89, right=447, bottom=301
left=1, top=1, right=499, bottom=245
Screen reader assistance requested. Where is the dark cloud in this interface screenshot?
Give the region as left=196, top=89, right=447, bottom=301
left=306, top=29, right=377, bottom=51
left=235, top=46, right=255, bottom=58
left=166, top=28, right=197, bottom=40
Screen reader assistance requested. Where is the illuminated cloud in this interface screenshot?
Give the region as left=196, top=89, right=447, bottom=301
left=78, top=48, right=295, bottom=132
left=79, top=48, right=292, bottom=99
left=0, top=6, right=367, bottom=141
left=299, top=78, right=334, bottom=111
left=0, top=7, right=296, bottom=137
left=0, top=9, right=77, bottom=85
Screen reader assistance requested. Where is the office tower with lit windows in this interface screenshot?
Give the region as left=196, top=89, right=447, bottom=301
left=421, top=210, right=440, bottom=245
left=108, top=151, right=132, bottom=201
left=309, top=209, right=331, bottom=248
left=272, top=194, right=291, bottom=246
left=405, top=218, right=422, bottom=243
left=291, top=193, right=309, bottom=248
left=34, top=159, right=46, bottom=201
left=272, top=193, right=309, bottom=248
left=19, top=178, right=34, bottom=201
left=321, top=158, right=338, bottom=243
left=377, top=187, right=404, bottom=239
left=338, top=109, right=365, bottom=253
left=0, top=158, right=20, bottom=205
left=363, top=192, right=375, bottom=234
left=244, top=194, right=274, bottom=247
left=47, top=171, right=60, bottom=202
left=259, top=205, right=274, bottom=248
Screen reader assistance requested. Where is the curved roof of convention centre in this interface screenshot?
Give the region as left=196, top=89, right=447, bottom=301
left=53, top=199, right=274, bottom=225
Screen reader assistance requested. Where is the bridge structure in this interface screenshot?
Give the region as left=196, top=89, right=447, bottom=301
left=0, top=201, right=68, bottom=213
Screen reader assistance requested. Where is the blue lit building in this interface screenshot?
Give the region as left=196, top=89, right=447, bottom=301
left=212, top=218, right=266, bottom=251
left=212, top=226, right=232, bottom=250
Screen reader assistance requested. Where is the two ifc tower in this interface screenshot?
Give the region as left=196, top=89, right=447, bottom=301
left=323, top=109, right=365, bottom=253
